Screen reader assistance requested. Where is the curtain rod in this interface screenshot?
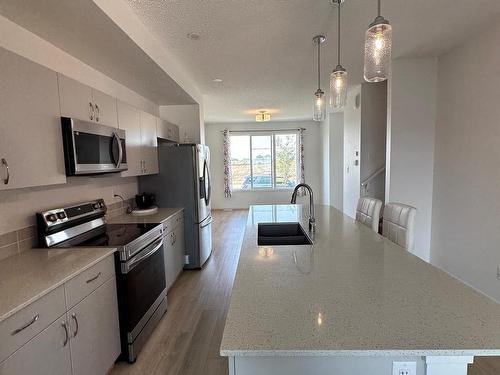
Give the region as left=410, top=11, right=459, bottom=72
left=220, top=128, right=306, bottom=134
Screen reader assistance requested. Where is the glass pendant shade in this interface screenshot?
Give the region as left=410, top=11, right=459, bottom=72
left=330, top=66, right=348, bottom=109
left=313, top=89, right=326, bottom=121
left=364, top=16, right=392, bottom=82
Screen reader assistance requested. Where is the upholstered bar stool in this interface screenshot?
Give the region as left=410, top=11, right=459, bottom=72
left=382, top=202, right=417, bottom=251
left=355, top=197, right=383, bottom=233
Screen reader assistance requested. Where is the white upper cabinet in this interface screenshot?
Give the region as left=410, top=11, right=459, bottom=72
left=58, top=74, right=94, bottom=121
left=118, top=101, right=143, bottom=177
left=117, top=104, right=159, bottom=177
left=58, top=74, right=118, bottom=127
left=157, top=119, right=180, bottom=143
left=92, top=89, right=118, bottom=127
left=0, top=49, right=66, bottom=191
left=140, top=112, right=159, bottom=175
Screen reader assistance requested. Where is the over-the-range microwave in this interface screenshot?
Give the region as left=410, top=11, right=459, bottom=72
left=61, top=117, right=128, bottom=176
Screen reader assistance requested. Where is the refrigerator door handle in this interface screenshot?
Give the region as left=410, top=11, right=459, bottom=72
left=200, top=217, right=212, bottom=228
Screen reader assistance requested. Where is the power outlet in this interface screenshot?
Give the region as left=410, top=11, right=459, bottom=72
left=392, top=362, right=416, bottom=375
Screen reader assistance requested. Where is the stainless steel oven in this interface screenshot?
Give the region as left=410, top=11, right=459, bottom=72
left=37, top=200, right=167, bottom=364
left=114, top=226, right=167, bottom=363
left=61, top=117, right=127, bottom=175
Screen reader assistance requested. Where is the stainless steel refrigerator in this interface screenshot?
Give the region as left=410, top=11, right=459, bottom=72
left=139, top=144, right=212, bottom=269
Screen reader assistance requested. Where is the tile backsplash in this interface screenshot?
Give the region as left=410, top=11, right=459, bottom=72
left=0, top=197, right=134, bottom=260
left=0, top=177, right=137, bottom=261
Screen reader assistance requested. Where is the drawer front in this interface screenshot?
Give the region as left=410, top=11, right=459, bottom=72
left=0, top=286, right=65, bottom=362
left=163, top=210, right=184, bottom=234
left=65, top=255, right=115, bottom=309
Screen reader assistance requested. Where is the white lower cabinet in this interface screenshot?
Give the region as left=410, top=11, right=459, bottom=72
left=68, top=278, right=120, bottom=375
left=0, top=255, right=120, bottom=375
left=0, top=317, right=71, bottom=375
left=164, top=213, right=185, bottom=290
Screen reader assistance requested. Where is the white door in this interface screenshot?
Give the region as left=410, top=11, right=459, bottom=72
left=118, top=101, right=143, bottom=177
left=0, top=49, right=66, bottom=190
left=0, top=317, right=71, bottom=375
left=67, top=278, right=120, bottom=375
left=57, top=74, right=94, bottom=122
left=92, top=89, right=118, bottom=127
left=140, top=112, right=159, bottom=175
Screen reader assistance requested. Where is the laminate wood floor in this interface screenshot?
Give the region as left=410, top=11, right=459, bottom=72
left=109, top=208, right=500, bottom=375
left=110, top=209, right=248, bottom=375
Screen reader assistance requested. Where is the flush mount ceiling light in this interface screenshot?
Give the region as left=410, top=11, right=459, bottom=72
left=256, top=111, right=271, bottom=122
left=364, top=0, right=392, bottom=82
left=312, top=35, right=327, bottom=122
left=213, top=78, right=223, bottom=83
left=330, top=0, right=348, bottom=109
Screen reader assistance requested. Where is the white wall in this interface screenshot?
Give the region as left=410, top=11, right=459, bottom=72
left=360, top=82, right=387, bottom=202
left=343, top=85, right=362, bottom=218
left=386, top=58, right=437, bottom=262
left=329, top=112, right=344, bottom=211
left=320, top=115, right=330, bottom=206
left=431, top=22, right=500, bottom=302
left=160, top=104, right=203, bottom=144
left=205, top=121, right=322, bottom=210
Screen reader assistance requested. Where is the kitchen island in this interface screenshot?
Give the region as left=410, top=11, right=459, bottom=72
left=220, top=204, right=500, bottom=375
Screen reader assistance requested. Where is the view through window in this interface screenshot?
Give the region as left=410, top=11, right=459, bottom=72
left=230, top=132, right=298, bottom=190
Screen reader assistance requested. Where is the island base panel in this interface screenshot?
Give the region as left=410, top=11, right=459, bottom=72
left=229, top=355, right=475, bottom=375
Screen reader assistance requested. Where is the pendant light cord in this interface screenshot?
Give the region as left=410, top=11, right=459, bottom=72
left=317, top=40, right=321, bottom=90
left=378, top=0, right=381, bottom=17
left=337, top=0, right=341, bottom=66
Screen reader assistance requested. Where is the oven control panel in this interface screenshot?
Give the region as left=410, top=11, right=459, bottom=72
left=39, top=199, right=106, bottom=228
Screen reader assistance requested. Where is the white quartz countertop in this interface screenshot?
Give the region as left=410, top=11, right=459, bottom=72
left=220, top=204, right=500, bottom=357
left=0, top=247, right=116, bottom=322
left=108, top=207, right=184, bottom=225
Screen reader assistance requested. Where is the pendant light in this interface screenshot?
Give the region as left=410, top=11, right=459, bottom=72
left=330, top=0, right=348, bottom=109
left=312, top=35, right=327, bottom=121
left=364, top=0, right=392, bottom=82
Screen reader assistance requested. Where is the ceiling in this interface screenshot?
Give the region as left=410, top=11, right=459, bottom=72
left=0, top=0, right=196, bottom=105
left=2, top=1, right=500, bottom=123
left=124, top=0, right=500, bottom=123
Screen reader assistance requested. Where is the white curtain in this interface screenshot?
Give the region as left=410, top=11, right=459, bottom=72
left=223, top=129, right=232, bottom=198
left=297, top=128, right=306, bottom=196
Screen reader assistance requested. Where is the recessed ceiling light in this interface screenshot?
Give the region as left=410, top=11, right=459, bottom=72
left=213, top=78, right=223, bottom=83
left=187, top=32, right=200, bottom=40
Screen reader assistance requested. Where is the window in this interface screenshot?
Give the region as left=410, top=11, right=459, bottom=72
left=230, top=132, right=298, bottom=190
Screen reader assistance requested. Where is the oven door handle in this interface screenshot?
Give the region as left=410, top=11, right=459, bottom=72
left=121, top=237, right=163, bottom=274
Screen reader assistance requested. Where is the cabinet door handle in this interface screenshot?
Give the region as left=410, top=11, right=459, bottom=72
left=1, top=158, right=9, bottom=185
left=95, top=104, right=100, bottom=122
left=71, top=314, right=79, bottom=338
left=62, top=321, right=69, bottom=347
left=89, top=102, right=94, bottom=121
left=11, top=314, right=39, bottom=335
left=86, top=271, right=101, bottom=284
